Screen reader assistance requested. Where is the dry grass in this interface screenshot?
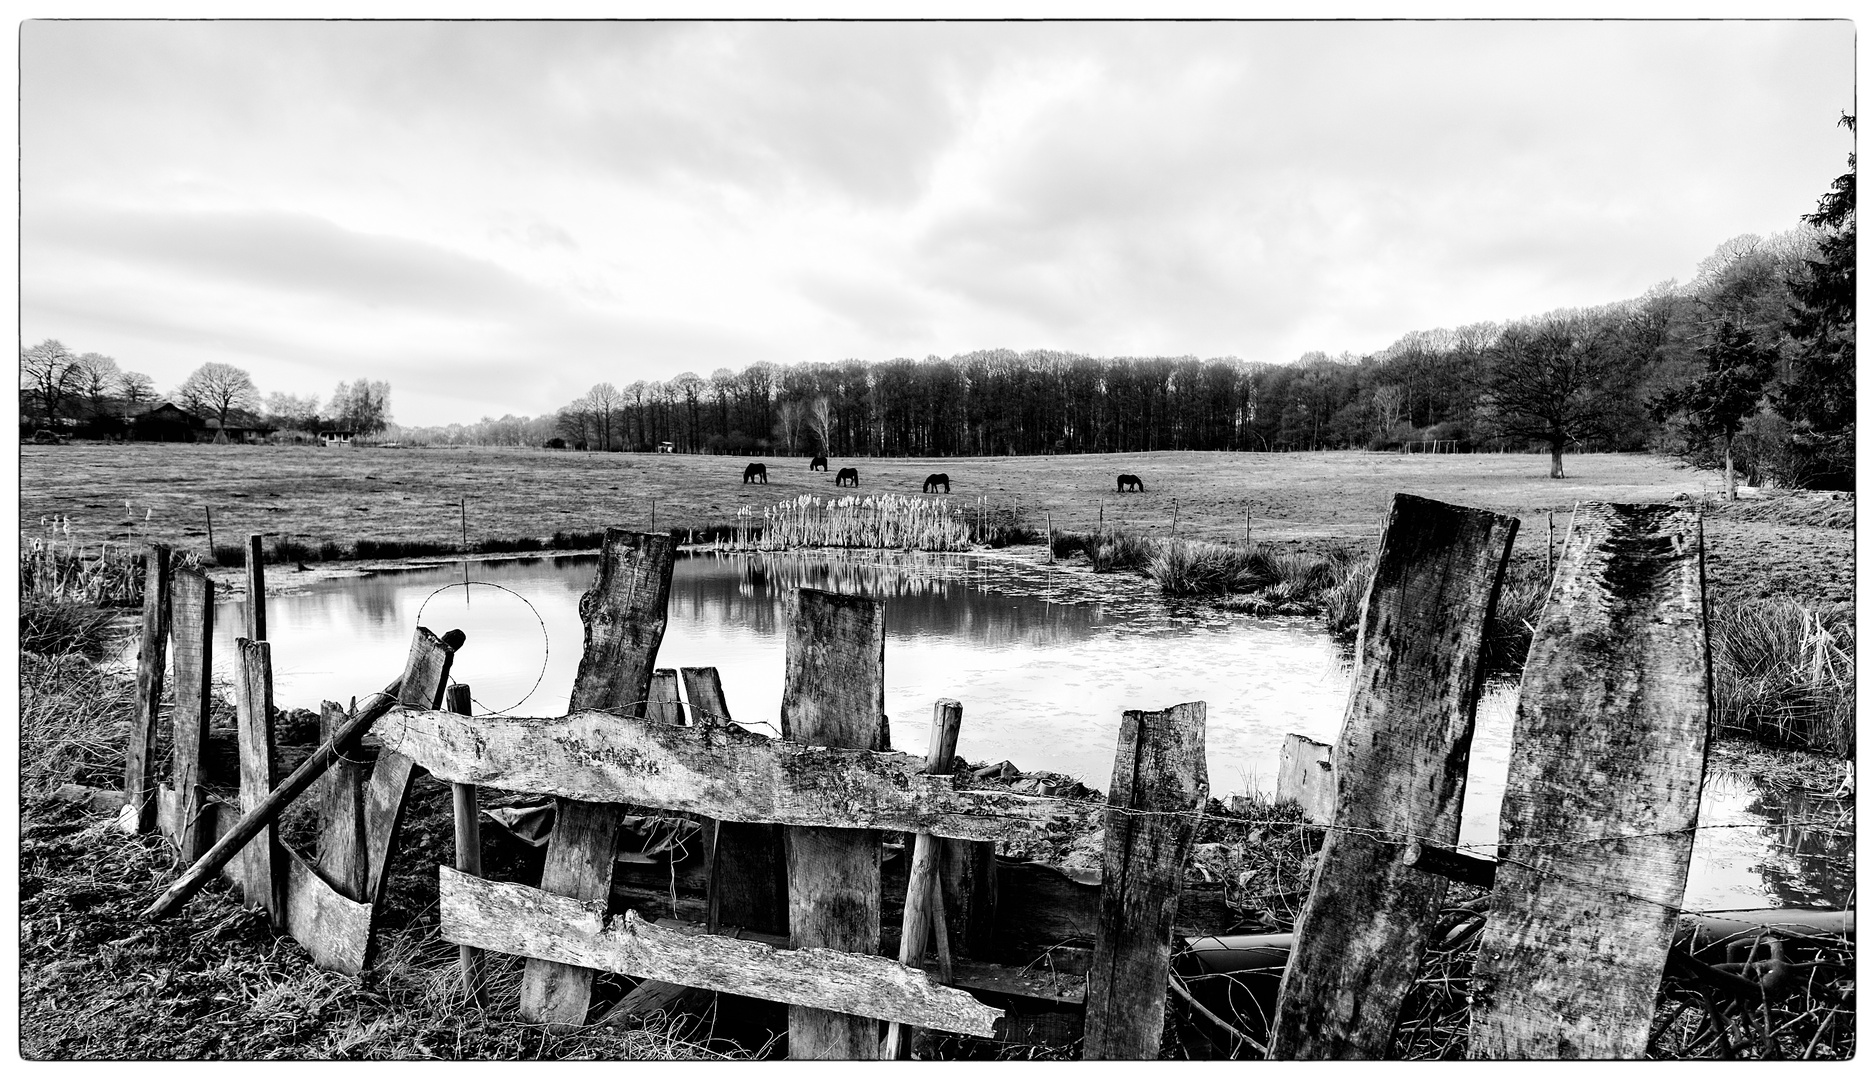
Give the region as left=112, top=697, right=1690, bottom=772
left=1710, top=598, right=1855, bottom=756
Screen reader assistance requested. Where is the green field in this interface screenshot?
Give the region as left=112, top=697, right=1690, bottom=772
left=18, top=443, right=1852, bottom=606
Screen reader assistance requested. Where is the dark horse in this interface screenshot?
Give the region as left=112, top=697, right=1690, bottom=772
left=810, top=455, right=828, bottom=471
left=1117, top=473, right=1145, bottom=492
left=743, top=462, right=768, bottom=484
left=923, top=473, right=950, bottom=493
left=835, top=467, right=859, bottom=487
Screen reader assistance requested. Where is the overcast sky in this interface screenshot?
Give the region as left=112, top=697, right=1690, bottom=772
left=19, top=19, right=1856, bottom=428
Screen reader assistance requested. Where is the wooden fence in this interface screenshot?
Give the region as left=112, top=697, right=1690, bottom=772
left=118, top=490, right=1720, bottom=1059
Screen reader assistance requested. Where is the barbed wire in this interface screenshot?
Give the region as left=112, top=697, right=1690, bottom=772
left=413, top=580, right=552, bottom=716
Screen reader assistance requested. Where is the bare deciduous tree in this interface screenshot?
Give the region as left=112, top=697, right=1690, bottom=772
left=177, top=362, right=261, bottom=434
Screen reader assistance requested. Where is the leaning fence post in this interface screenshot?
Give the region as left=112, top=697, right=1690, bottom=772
left=167, top=569, right=217, bottom=864
left=234, top=638, right=285, bottom=929
left=120, top=543, right=172, bottom=835
left=1082, top=702, right=1208, bottom=1060
left=1466, top=501, right=1711, bottom=1059
left=445, top=683, right=486, bottom=1004
left=781, top=587, right=889, bottom=1059
left=1268, top=493, right=1518, bottom=1059
left=518, top=528, right=676, bottom=1029
left=317, top=700, right=369, bottom=900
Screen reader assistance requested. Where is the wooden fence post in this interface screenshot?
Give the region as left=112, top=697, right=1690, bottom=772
left=317, top=700, right=369, bottom=900
left=1082, top=702, right=1208, bottom=1060
left=234, top=638, right=284, bottom=929
left=1268, top=493, right=1517, bottom=1059
left=1275, top=733, right=1334, bottom=825
left=1467, top=501, right=1710, bottom=1059
left=647, top=669, right=684, bottom=725
left=168, top=569, right=217, bottom=864
left=883, top=698, right=965, bottom=1059
left=446, top=683, right=486, bottom=1004
left=246, top=533, right=266, bottom=641
left=519, top=528, right=677, bottom=1029
left=120, top=543, right=172, bottom=834
left=781, top=587, right=888, bottom=1059
left=685, top=667, right=787, bottom=938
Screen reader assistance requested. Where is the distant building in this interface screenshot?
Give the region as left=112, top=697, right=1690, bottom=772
left=657, top=441, right=675, bottom=454
left=204, top=412, right=277, bottom=444
left=128, top=402, right=204, bottom=443
left=320, top=429, right=357, bottom=448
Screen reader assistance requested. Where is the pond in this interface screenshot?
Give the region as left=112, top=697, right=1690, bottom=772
left=207, top=550, right=1851, bottom=914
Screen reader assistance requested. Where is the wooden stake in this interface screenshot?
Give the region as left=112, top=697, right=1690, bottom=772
left=234, top=638, right=284, bottom=929
left=883, top=699, right=965, bottom=1060
left=120, top=543, right=172, bottom=835
left=446, top=683, right=486, bottom=1005
left=245, top=534, right=266, bottom=641
left=169, top=570, right=217, bottom=864
left=204, top=506, right=215, bottom=559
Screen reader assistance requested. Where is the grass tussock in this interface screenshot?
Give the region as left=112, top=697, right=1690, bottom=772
left=1711, top=599, right=1855, bottom=756
left=20, top=651, right=136, bottom=793
left=21, top=595, right=124, bottom=659
left=1150, top=538, right=1362, bottom=615
left=1051, top=529, right=1160, bottom=572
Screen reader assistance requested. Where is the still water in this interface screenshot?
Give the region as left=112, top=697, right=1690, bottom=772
left=211, top=551, right=1850, bottom=913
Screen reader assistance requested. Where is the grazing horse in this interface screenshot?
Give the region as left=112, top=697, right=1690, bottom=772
left=836, top=467, right=859, bottom=487
left=1117, top=473, right=1145, bottom=492
left=810, top=455, right=828, bottom=471
left=743, top=462, right=768, bottom=484
left=923, top=473, right=950, bottom=494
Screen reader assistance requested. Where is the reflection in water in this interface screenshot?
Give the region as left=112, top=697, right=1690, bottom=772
left=205, top=551, right=1849, bottom=912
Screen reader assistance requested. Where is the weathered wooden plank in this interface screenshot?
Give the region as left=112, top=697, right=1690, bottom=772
left=1467, top=500, right=1710, bottom=1060
left=233, top=639, right=284, bottom=928
left=685, top=666, right=787, bottom=937
left=316, top=701, right=369, bottom=900
left=359, top=632, right=459, bottom=911
left=375, top=706, right=1102, bottom=843
left=440, top=868, right=1002, bottom=1037
left=283, top=843, right=372, bottom=975
left=245, top=533, right=267, bottom=641
left=1083, top=702, right=1208, bottom=1060
left=143, top=627, right=462, bottom=921
left=1275, top=733, right=1335, bottom=825
left=120, top=543, right=172, bottom=835
left=648, top=668, right=684, bottom=726
left=169, top=569, right=217, bottom=865
left=1269, top=493, right=1517, bottom=1059
left=521, top=527, right=676, bottom=1029
left=782, top=587, right=888, bottom=1059
left=444, top=684, right=486, bottom=1003
left=885, top=699, right=966, bottom=1059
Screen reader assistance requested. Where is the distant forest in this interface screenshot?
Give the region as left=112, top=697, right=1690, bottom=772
left=438, top=130, right=1849, bottom=490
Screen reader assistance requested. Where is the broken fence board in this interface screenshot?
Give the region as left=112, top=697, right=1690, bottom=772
left=234, top=639, right=285, bottom=928
left=316, top=701, right=370, bottom=900
left=169, top=570, right=218, bottom=865
left=440, top=868, right=1001, bottom=1037
left=782, top=587, right=888, bottom=1059
left=1275, top=733, right=1334, bottom=825
left=1082, top=702, right=1208, bottom=1060
left=521, top=527, right=677, bottom=1029
left=375, top=706, right=1103, bottom=844
left=1269, top=494, right=1517, bottom=1060
left=283, top=844, right=372, bottom=975
left=684, top=666, right=787, bottom=937
left=120, top=543, right=172, bottom=834
left=1467, top=501, right=1711, bottom=1060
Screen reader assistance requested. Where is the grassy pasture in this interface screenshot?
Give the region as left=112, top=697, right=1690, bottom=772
left=17, top=442, right=1726, bottom=552
left=19, top=442, right=1850, bottom=606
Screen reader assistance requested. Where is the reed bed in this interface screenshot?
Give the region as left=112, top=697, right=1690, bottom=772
left=732, top=494, right=975, bottom=551
left=1710, top=599, right=1855, bottom=756
left=20, top=520, right=149, bottom=605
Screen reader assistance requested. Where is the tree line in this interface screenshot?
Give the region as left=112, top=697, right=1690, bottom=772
left=17, top=348, right=393, bottom=439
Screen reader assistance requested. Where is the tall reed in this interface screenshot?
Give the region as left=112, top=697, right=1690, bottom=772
left=735, top=493, right=975, bottom=551
left=1711, top=598, right=1854, bottom=756
left=20, top=520, right=147, bottom=605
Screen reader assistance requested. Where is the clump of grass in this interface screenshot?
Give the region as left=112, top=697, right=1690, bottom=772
left=1710, top=598, right=1854, bottom=756
left=269, top=537, right=324, bottom=563
left=1152, top=540, right=1359, bottom=608
left=20, top=595, right=122, bottom=659
left=1149, top=540, right=1253, bottom=597
left=474, top=535, right=546, bottom=555
left=211, top=541, right=248, bottom=567
left=550, top=529, right=607, bottom=550
left=20, top=650, right=135, bottom=792
left=1089, top=530, right=1159, bottom=573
